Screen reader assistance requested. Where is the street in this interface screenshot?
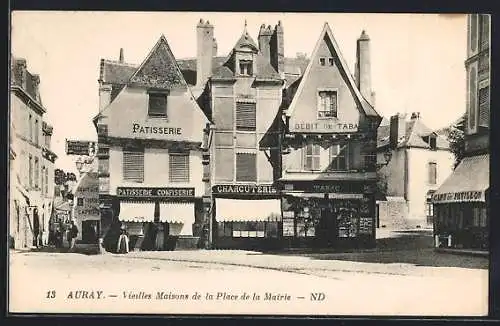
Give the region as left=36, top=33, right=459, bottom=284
left=9, top=229, right=488, bottom=316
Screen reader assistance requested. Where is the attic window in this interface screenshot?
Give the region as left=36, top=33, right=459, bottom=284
left=239, top=60, right=253, bottom=76
left=429, top=136, right=437, bottom=150
left=318, top=90, right=338, bottom=119
left=148, top=91, right=168, bottom=117
left=328, top=58, right=334, bottom=66
left=319, top=58, right=326, bottom=66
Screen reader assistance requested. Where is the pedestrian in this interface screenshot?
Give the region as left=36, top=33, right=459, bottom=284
left=55, top=224, right=63, bottom=249
left=117, top=225, right=129, bottom=254
left=68, top=220, right=79, bottom=251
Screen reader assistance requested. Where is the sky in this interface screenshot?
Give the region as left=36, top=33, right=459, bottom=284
left=11, top=12, right=467, bottom=173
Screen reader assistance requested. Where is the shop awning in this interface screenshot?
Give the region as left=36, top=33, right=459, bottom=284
left=119, top=202, right=155, bottom=222
left=283, top=192, right=365, bottom=199
left=159, top=202, right=194, bottom=224
left=215, top=198, right=281, bottom=222
left=432, top=154, right=489, bottom=204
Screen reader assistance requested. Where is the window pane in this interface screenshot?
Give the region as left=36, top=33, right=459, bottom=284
left=169, top=153, right=190, bottom=182
left=215, top=148, right=234, bottom=181
left=479, top=86, right=489, bottom=127
left=236, top=153, right=256, bottom=182
left=148, top=93, right=167, bottom=116
left=469, top=67, right=477, bottom=131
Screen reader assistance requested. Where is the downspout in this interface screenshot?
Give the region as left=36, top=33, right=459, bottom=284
left=404, top=147, right=409, bottom=203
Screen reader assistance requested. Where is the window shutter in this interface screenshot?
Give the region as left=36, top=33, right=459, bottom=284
left=169, top=153, right=190, bottom=183
left=479, top=86, right=489, bottom=127
left=236, top=102, right=256, bottom=131
left=468, top=66, right=477, bottom=133
left=123, top=149, right=144, bottom=182
left=236, top=153, right=256, bottom=181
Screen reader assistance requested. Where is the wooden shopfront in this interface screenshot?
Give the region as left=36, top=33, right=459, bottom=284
left=279, top=180, right=376, bottom=250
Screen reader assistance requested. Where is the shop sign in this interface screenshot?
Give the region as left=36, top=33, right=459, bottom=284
left=66, top=140, right=96, bottom=156
left=212, top=184, right=278, bottom=195
left=282, top=182, right=372, bottom=194
left=132, top=123, right=182, bottom=135
left=292, top=121, right=358, bottom=133
left=116, top=187, right=195, bottom=198
left=432, top=191, right=484, bottom=203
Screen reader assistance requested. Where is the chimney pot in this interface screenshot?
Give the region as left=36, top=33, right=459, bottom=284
left=119, top=48, right=124, bottom=63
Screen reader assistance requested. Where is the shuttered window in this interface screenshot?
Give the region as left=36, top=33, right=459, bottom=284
left=41, top=166, right=45, bottom=194
left=236, top=102, right=256, bottom=131
left=468, top=66, right=477, bottom=132
left=169, top=153, right=190, bottom=183
left=480, top=15, right=490, bottom=49
left=34, top=119, right=39, bottom=145
left=236, top=153, right=257, bottom=182
left=28, top=155, right=33, bottom=187
left=428, top=162, right=437, bottom=185
left=148, top=92, right=168, bottom=117
left=479, top=86, right=489, bottom=127
left=34, top=157, right=39, bottom=189
left=123, top=148, right=144, bottom=182
left=303, top=143, right=320, bottom=171
left=45, top=168, right=49, bottom=195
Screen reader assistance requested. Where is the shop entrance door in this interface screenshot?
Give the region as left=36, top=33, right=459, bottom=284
left=317, top=205, right=336, bottom=247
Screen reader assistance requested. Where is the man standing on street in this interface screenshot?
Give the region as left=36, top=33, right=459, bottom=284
left=68, top=220, right=78, bottom=252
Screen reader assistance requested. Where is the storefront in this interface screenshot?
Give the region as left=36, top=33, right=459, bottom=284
left=432, top=154, right=489, bottom=251
left=212, top=184, right=282, bottom=250
left=72, top=171, right=100, bottom=244
left=114, top=187, right=200, bottom=251
left=279, top=180, right=376, bottom=250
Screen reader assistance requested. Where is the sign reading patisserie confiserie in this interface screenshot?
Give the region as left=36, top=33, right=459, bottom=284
left=432, top=191, right=484, bottom=203
left=212, top=184, right=278, bottom=195
left=116, top=187, right=195, bottom=198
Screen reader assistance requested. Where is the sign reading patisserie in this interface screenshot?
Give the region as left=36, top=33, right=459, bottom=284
left=117, top=187, right=195, bottom=198
left=132, top=123, right=182, bottom=135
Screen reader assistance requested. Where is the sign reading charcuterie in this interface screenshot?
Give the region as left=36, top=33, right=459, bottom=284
left=116, top=187, right=195, bottom=198
left=212, top=184, right=278, bottom=195
left=432, top=191, right=484, bottom=203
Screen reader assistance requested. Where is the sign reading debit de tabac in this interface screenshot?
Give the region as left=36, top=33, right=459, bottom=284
left=290, top=121, right=359, bottom=133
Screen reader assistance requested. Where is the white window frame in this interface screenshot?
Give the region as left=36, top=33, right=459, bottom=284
left=329, top=143, right=349, bottom=171
left=303, top=143, right=321, bottom=171
left=317, top=88, right=338, bottom=119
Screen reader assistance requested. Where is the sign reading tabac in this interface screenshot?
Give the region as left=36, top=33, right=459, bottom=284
left=117, top=187, right=195, bottom=198
left=291, top=121, right=359, bottom=133
left=213, top=184, right=278, bottom=195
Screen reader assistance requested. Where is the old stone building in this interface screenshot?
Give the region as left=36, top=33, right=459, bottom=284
left=432, top=14, right=490, bottom=251
left=94, top=36, right=210, bottom=251
left=10, top=57, right=57, bottom=249
left=279, top=24, right=381, bottom=249
left=376, top=113, right=454, bottom=229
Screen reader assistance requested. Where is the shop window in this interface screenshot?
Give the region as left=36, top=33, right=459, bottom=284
left=318, top=90, right=338, bottom=118
left=428, top=162, right=437, bottom=185
left=123, top=148, right=144, bottom=183
left=328, top=144, right=348, bottom=171
left=148, top=91, right=168, bottom=117
left=472, top=207, right=481, bottom=227
left=303, top=143, right=321, bottom=171
left=77, top=198, right=84, bottom=206
left=169, top=152, right=190, bottom=183
left=236, top=102, right=256, bottom=131
left=239, top=60, right=253, bottom=76
left=236, top=153, right=257, bottom=182
left=226, top=222, right=273, bottom=238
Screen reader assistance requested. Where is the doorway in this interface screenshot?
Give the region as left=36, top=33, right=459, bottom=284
left=316, top=202, right=336, bottom=247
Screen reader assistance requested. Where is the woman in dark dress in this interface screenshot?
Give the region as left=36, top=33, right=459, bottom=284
left=117, top=226, right=129, bottom=254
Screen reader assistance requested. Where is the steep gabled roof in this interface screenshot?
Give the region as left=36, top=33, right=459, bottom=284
left=97, top=35, right=207, bottom=121
left=127, top=35, right=187, bottom=89
left=285, top=23, right=380, bottom=118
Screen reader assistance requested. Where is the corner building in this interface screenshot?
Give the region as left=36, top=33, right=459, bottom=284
left=279, top=24, right=381, bottom=249
left=95, top=36, right=210, bottom=251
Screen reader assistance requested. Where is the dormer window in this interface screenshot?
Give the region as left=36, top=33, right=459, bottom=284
left=148, top=90, right=168, bottom=117
left=239, top=60, right=253, bottom=76
left=318, top=90, right=338, bottom=119
left=319, top=58, right=326, bottom=66
left=429, top=136, right=437, bottom=150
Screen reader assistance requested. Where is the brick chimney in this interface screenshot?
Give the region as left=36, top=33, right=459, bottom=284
left=258, top=24, right=273, bottom=61
left=119, top=48, right=124, bottom=63
left=389, top=113, right=407, bottom=149
left=355, top=30, right=374, bottom=106
left=98, top=59, right=112, bottom=112
left=270, top=21, right=284, bottom=77
left=196, top=19, right=215, bottom=87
